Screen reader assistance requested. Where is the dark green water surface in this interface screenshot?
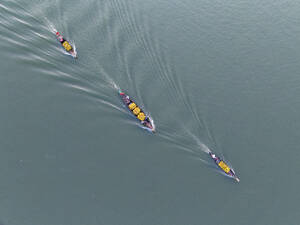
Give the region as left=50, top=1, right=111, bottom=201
left=1, top=0, right=300, bottom=224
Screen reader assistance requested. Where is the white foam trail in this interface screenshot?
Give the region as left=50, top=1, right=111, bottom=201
left=95, top=98, right=125, bottom=113
left=140, top=125, right=153, bottom=133
left=108, top=78, right=120, bottom=92
left=68, top=40, right=77, bottom=58
left=0, top=2, right=10, bottom=11
left=45, top=20, right=57, bottom=34
left=189, top=156, right=210, bottom=165
left=65, top=83, right=98, bottom=95
left=98, top=67, right=121, bottom=92
left=124, top=120, right=152, bottom=133
left=182, top=126, right=211, bottom=154
left=199, top=142, right=211, bottom=153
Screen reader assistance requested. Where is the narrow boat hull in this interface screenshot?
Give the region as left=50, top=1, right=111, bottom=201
left=55, top=32, right=77, bottom=58
left=120, top=92, right=155, bottom=132
left=209, top=152, right=239, bottom=182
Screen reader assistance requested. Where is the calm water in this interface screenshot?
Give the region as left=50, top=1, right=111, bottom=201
left=1, top=0, right=300, bottom=224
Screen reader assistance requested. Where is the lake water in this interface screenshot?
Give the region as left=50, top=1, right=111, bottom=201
left=1, top=0, right=300, bottom=224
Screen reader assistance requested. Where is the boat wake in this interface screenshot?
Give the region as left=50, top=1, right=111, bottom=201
left=45, top=21, right=77, bottom=58
left=46, top=20, right=57, bottom=34
left=106, top=0, right=216, bottom=159
left=0, top=0, right=127, bottom=121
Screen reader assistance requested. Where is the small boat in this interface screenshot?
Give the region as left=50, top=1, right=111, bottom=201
left=120, top=92, right=155, bottom=132
left=209, top=152, right=240, bottom=182
left=55, top=31, right=77, bottom=58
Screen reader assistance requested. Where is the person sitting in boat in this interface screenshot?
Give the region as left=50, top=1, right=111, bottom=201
left=56, top=32, right=66, bottom=43
left=124, top=96, right=131, bottom=105
left=141, top=117, right=150, bottom=125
